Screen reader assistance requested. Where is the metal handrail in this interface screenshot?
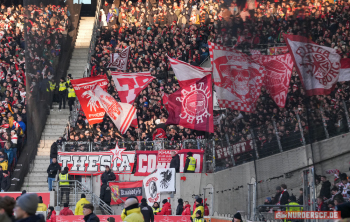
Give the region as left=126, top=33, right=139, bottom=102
left=55, top=179, right=114, bottom=215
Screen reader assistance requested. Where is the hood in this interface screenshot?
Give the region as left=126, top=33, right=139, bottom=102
left=178, top=198, right=183, bottom=204
left=184, top=204, right=191, bottom=208
left=163, top=202, right=171, bottom=207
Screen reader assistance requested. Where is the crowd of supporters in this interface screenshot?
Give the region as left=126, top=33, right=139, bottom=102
left=0, top=0, right=70, bottom=184
left=65, top=0, right=350, bottom=165
left=261, top=173, right=350, bottom=218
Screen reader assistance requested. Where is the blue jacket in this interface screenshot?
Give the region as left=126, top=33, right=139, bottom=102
left=4, top=148, right=13, bottom=165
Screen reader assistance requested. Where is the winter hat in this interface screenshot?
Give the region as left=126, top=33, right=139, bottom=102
left=276, top=186, right=281, bottom=191
left=49, top=206, right=54, bottom=211
left=64, top=203, right=68, bottom=207
left=17, top=193, right=39, bottom=215
left=124, top=196, right=139, bottom=208
left=141, top=198, right=147, bottom=204
left=234, top=212, right=242, bottom=221
left=196, top=198, right=202, bottom=204
left=178, top=198, right=183, bottom=204
left=266, top=197, right=272, bottom=202
left=162, top=199, right=168, bottom=204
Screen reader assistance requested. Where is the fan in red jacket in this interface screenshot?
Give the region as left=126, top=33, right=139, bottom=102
left=204, top=203, right=209, bottom=216
left=158, top=199, right=172, bottom=215
left=46, top=206, right=56, bottom=222
left=182, top=201, right=192, bottom=215
left=59, top=203, right=74, bottom=216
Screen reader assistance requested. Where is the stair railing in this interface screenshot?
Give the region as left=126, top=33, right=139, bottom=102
left=55, top=179, right=114, bottom=215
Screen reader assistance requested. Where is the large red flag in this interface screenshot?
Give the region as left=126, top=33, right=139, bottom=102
left=283, top=34, right=341, bottom=96
left=92, top=85, right=137, bottom=134
left=208, top=42, right=266, bottom=112
left=166, top=75, right=213, bottom=133
left=70, top=76, right=108, bottom=125
left=251, top=53, right=293, bottom=107
left=167, top=56, right=211, bottom=87
left=110, top=72, right=154, bottom=104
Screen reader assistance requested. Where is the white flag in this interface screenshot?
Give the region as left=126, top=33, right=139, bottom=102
left=92, top=85, right=137, bottom=134
left=108, top=46, right=130, bottom=70
left=143, top=173, right=161, bottom=205
left=284, top=34, right=341, bottom=96
left=156, top=168, right=175, bottom=192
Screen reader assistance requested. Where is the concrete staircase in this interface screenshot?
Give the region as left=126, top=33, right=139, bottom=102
left=68, top=17, right=95, bottom=79
left=21, top=17, right=95, bottom=193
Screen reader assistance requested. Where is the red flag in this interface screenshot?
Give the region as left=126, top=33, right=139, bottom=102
left=208, top=42, right=266, bottom=113
left=167, top=56, right=211, bottom=87
left=70, top=76, right=108, bottom=125
left=338, top=58, right=350, bottom=82
left=251, top=53, right=293, bottom=107
left=110, top=72, right=154, bottom=104
left=92, top=85, right=137, bottom=134
left=166, top=75, right=213, bottom=133
left=283, top=34, right=341, bottom=96
left=162, top=93, right=169, bottom=110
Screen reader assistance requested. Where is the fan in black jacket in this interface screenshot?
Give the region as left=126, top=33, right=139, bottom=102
left=169, top=151, right=180, bottom=173
left=176, top=198, right=184, bottom=215
left=320, top=176, right=332, bottom=199
left=100, top=178, right=112, bottom=206
left=140, top=198, right=154, bottom=222
left=101, top=166, right=116, bottom=182
left=0, top=170, right=10, bottom=191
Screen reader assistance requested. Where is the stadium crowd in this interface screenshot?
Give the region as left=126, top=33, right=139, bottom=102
left=63, top=0, right=350, bottom=170
left=0, top=0, right=70, bottom=190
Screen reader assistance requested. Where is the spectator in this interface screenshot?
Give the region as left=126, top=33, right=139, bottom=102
left=192, top=198, right=204, bottom=220
left=152, top=202, right=160, bottom=215
left=46, top=157, right=61, bottom=191
left=101, top=165, right=116, bottom=182
left=14, top=193, right=44, bottom=222
left=83, top=204, right=100, bottom=222
left=46, top=206, right=57, bottom=222
left=194, top=210, right=204, bottom=222
left=297, top=188, right=303, bottom=205
left=59, top=167, right=71, bottom=205
left=277, top=184, right=289, bottom=206
left=320, top=176, right=332, bottom=199
left=158, top=199, right=172, bottom=215
left=0, top=151, right=8, bottom=171
left=184, top=152, right=196, bottom=173
left=170, top=151, right=180, bottom=173
left=50, top=142, right=58, bottom=164
left=176, top=198, right=183, bottom=215
left=0, top=196, right=16, bottom=222
left=75, top=194, right=90, bottom=216
left=121, top=196, right=143, bottom=222
left=233, top=212, right=242, bottom=222
left=316, top=196, right=329, bottom=211
left=59, top=203, right=74, bottom=216
left=140, top=198, right=154, bottom=222
left=0, top=170, right=10, bottom=192
left=37, top=196, right=47, bottom=212
left=182, top=201, right=191, bottom=215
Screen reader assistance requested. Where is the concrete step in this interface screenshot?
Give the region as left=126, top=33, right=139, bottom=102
left=70, top=59, right=87, bottom=64
left=75, top=42, right=91, bottom=47
left=72, top=48, right=90, bottom=53
left=76, top=38, right=92, bottom=42
left=67, top=71, right=84, bottom=76
left=35, top=156, right=50, bottom=160
left=74, top=45, right=90, bottom=49
left=34, top=159, right=50, bottom=164
left=39, top=136, right=62, bottom=141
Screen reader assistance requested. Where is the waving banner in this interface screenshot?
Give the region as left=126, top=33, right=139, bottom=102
left=57, top=150, right=136, bottom=175
left=111, top=72, right=155, bottom=104
left=338, top=58, right=350, bottom=82
left=215, top=140, right=254, bottom=160
left=70, top=76, right=108, bottom=125
left=135, top=149, right=204, bottom=176
left=284, top=34, right=341, bottom=96
left=92, top=85, right=137, bottom=134
left=109, top=46, right=130, bottom=70
left=251, top=53, right=293, bottom=107
left=208, top=42, right=266, bottom=113
left=157, top=168, right=176, bottom=192
left=109, top=181, right=143, bottom=205
left=143, top=173, right=160, bottom=205
left=166, top=75, right=214, bottom=133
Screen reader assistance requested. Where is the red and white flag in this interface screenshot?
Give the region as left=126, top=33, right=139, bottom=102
left=108, top=46, right=130, bottom=70
left=111, top=72, right=155, bottom=104
left=249, top=49, right=261, bottom=55
left=162, top=93, right=169, bottom=110
left=338, top=58, right=350, bottom=82
left=167, top=56, right=211, bottom=87
left=70, top=76, right=108, bottom=125
left=165, top=75, right=213, bottom=133
left=92, top=85, right=137, bottom=134
left=208, top=42, right=266, bottom=113
left=251, top=53, right=294, bottom=107
left=284, top=34, right=341, bottom=96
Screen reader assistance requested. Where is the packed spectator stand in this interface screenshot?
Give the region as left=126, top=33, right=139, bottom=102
left=59, top=0, right=350, bottom=173
left=0, top=0, right=71, bottom=190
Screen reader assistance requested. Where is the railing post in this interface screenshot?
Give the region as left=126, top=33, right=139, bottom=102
left=212, top=140, right=216, bottom=172
left=342, top=100, right=350, bottom=132
left=229, top=144, right=236, bottom=166
left=319, top=107, right=329, bottom=139
left=249, top=129, right=259, bottom=159
left=272, top=120, right=283, bottom=152
left=56, top=181, right=59, bottom=207
left=296, top=112, right=306, bottom=145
